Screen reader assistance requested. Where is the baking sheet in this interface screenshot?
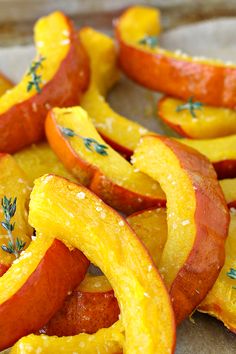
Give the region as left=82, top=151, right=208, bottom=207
left=1, top=16, right=236, bottom=354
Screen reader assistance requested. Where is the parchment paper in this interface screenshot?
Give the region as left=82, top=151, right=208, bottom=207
left=1, top=17, right=236, bottom=353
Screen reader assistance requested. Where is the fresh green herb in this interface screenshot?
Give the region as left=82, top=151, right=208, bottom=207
left=1, top=196, right=26, bottom=258
left=27, top=56, right=45, bottom=93
left=59, top=126, right=108, bottom=156
left=176, top=97, right=203, bottom=118
left=227, top=268, right=236, bottom=289
left=138, top=35, right=158, bottom=48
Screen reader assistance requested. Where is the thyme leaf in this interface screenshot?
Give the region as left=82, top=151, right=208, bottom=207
left=27, top=56, right=45, bottom=93
left=59, top=126, right=108, bottom=156
left=176, top=97, right=204, bottom=118
left=138, top=35, right=158, bottom=48
left=227, top=268, right=236, bottom=289
left=1, top=196, right=26, bottom=258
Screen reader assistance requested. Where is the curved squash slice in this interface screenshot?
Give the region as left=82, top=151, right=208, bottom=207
left=130, top=208, right=236, bottom=333
left=116, top=6, right=236, bottom=108
left=0, top=11, right=89, bottom=153
left=0, top=235, right=88, bottom=350
left=178, top=135, right=236, bottom=179
left=14, top=142, right=76, bottom=186
left=21, top=174, right=176, bottom=354
left=133, top=135, right=229, bottom=323
left=45, top=106, right=166, bottom=214
left=199, top=211, right=236, bottom=333
left=80, top=27, right=150, bottom=157
left=11, top=321, right=124, bottom=354
left=40, top=274, right=120, bottom=336
left=220, top=179, right=236, bottom=209
left=158, top=96, right=236, bottom=139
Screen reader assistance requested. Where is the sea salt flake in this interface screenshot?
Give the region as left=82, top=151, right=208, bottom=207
left=77, top=192, right=85, bottom=199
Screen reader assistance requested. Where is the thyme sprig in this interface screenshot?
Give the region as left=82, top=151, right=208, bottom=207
left=27, top=56, right=45, bottom=93
left=176, top=97, right=204, bottom=118
left=138, top=35, right=158, bottom=48
left=59, top=126, right=108, bottom=156
left=1, top=196, right=26, bottom=258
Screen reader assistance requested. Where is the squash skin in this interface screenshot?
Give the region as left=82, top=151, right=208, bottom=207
left=40, top=275, right=120, bottom=336
left=45, top=107, right=166, bottom=215
left=116, top=6, right=236, bottom=108
left=0, top=13, right=89, bottom=153
left=25, top=174, right=176, bottom=354
left=133, top=135, right=229, bottom=323
left=0, top=239, right=89, bottom=350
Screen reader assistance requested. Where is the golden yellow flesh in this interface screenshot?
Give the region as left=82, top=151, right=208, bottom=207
left=127, top=208, right=167, bottom=266
left=56, top=107, right=164, bottom=197
left=0, top=155, right=33, bottom=265
left=28, top=175, right=174, bottom=353
left=199, top=212, right=236, bottom=330
left=78, top=274, right=113, bottom=293
left=11, top=321, right=124, bottom=354
left=0, top=236, right=54, bottom=304
left=121, top=6, right=235, bottom=68
left=14, top=143, right=76, bottom=186
left=0, top=12, right=70, bottom=114
left=220, top=179, right=236, bottom=206
left=133, top=136, right=196, bottom=286
left=80, top=27, right=149, bottom=152
left=160, top=97, right=236, bottom=139
left=180, top=135, right=236, bottom=162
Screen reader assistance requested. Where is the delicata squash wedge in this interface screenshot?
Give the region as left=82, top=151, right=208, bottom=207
left=80, top=27, right=149, bottom=157
left=158, top=96, right=236, bottom=139
left=0, top=11, right=89, bottom=153
left=40, top=274, right=120, bottom=336
left=18, top=174, right=176, bottom=354
left=45, top=106, right=166, bottom=214
left=127, top=207, right=236, bottom=333
left=116, top=6, right=236, bottom=108
left=14, top=142, right=76, bottom=186
left=0, top=235, right=89, bottom=350
left=0, top=154, right=33, bottom=274
left=133, top=135, right=229, bottom=323
left=220, top=179, right=236, bottom=208
left=178, top=135, right=236, bottom=179
left=11, top=321, right=124, bottom=354
left=199, top=211, right=236, bottom=333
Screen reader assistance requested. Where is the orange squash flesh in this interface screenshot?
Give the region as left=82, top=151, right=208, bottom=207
left=133, top=135, right=229, bottom=323
left=158, top=96, right=236, bottom=139
left=220, top=179, right=236, bottom=209
left=0, top=235, right=89, bottom=350
left=26, top=174, right=176, bottom=354
left=0, top=154, right=33, bottom=270
left=0, top=72, right=13, bottom=96
left=45, top=106, right=166, bottom=214
left=40, top=274, right=120, bottom=336
left=14, top=142, right=76, bottom=186
left=80, top=27, right=150, bottom=157
left=198, top=211, right=236, bottom=332
left=178, top=135, right=236, bottom=179
left=116, top=6, right=236, bottom=108
left=130, top=208, right=236, bottom=333
left=40, top=206, right=168, bottom=339
left=0, top=12, right=89, bottom=153
left=11, top=321, right=124, bottom=354
left=127, top=208, right=167, bottom=266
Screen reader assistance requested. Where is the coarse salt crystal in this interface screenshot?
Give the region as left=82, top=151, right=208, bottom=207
left=77, top=192, right=85, bottom=199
